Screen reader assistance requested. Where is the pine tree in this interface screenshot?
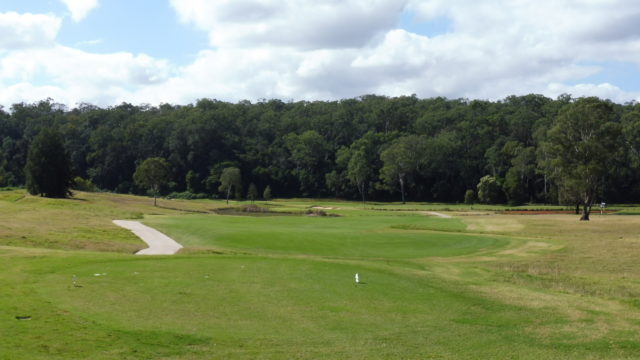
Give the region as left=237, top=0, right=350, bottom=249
left=263, top=185, right=272, bottom=201
left=25, top=128, right=73, bottom=198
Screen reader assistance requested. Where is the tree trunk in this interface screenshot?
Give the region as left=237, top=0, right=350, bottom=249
left=226, top=186, right=231, bottom=205
left=153, top=185, right=158, bottom=207
left=399, top=175, right=405, bottom=204
left=359, top=182, right=366, bottom=207
left=580, top=194, right=593, bottom=221
left=575, top=203, right=580, bottom=215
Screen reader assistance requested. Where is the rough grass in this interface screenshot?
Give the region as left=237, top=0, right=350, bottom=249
left=2, top=189, right=640, bottom=359
left=0, top=190, right=221, bottom=252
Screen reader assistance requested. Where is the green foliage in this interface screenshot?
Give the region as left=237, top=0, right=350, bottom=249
left=247, top=183, right=258, bottom=202
left=285, top=130, right=329, bottom=195
left=133, top=157, right=171, bottom=206
left=3, top=95, right=640, bottom=205
left=380, top=135, right=423, bottom=203
left=73, top=176, right=98, bottom=192
left=185, top=170, right=199, bottom=193
left=477, top=175, right=504, bottom=204
left=263, top=185, right=273, bottom=200
left=503, top=168, right=528, bottom=205
left=218, top=167, right=241, bottom=204
left=547, top=97, right=622, bottom=219
left=324, top=170, right=345, bottom=197
left=464, top=189, right=476, bottom=204
left=167, top=191, right=209, bottom=200
left=25, top=128, right=73, bottom=198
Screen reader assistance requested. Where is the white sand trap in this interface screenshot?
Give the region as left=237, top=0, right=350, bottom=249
left=113, top=220, right=183, bottom=255
left=422, top=211, right=452, bottom=219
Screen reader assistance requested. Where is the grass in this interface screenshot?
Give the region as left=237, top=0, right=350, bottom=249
left=2, top=189, right=640, bottom=359
left=143, top=213, right=505, bottom=258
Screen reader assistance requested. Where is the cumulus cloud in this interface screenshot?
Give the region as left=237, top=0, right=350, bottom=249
left=2, top=1, right=640, bottom=107
left=0, top=46, right=172, bottom=106
left=169, top=0, right=406, bottom=49
left=60, top=0, right=99, bottom=22
left=157, top=0, right=640, bottom=104
left=0, top=12, right=61, bottom=50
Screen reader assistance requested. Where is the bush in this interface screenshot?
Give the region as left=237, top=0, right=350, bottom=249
left=464, top=189, right=476, bottom=204
left=167, top=191, right=209, bottom=200
left=263, top=185, right=273, bottom=201
left=73, top=177, right=98, bottom=192
left=476, top=175, right=504, bottom=204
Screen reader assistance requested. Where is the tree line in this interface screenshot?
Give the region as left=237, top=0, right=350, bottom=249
left=2, top=94, right=639, bottom=215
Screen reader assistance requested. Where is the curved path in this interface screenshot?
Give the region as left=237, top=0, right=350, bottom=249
left=113, top=220, right=183, bottom=255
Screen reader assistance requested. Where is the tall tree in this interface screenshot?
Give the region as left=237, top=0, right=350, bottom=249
left=219, top=167, right=241, bottom=204
left=133, top=157, right=171, bottom=206
left=380, top=136, right=423, bottom=203
left=247, top=183, right=258, bottom=203
left=284, top=130, right=329, bottom=195
left=547, top=97, right=622, bottom=220
left=347, top=149, right=372, bottom=205
left=25, top=128, right=73, bottom=198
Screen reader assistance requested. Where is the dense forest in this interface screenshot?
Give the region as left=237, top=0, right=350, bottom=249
left=1, top=94, right=639, bottom=206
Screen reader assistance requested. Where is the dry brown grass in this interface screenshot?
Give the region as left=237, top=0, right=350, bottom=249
left=450, top=213, right=640, bottom=341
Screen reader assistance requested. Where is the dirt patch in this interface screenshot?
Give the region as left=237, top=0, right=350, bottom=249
left=465, top=217, right=525, bottom=233
left=420, top=211, right=452, bottom=219
left=503, top=210, right=617, bottom=215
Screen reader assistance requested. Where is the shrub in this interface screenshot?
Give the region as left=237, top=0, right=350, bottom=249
left=73, top=177, right=98, bottom=192
left=167, top=191, right=209, bottom=200
left=476, top=175, right=504, bottom=204
left=464, top=189, right=476, bottom=204
left=263, top=185, right=273, bottom=201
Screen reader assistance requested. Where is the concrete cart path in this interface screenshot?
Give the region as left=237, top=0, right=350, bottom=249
left=113, top=220, right=183, bottom=255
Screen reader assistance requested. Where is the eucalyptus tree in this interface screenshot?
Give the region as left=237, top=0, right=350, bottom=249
left=547, top=97, right=622, bottom=220
left=133, top=157, right=171, bottom=206
left=219, top=167, right=242, bottom=204
left=380, top=135, right=424, bottom=204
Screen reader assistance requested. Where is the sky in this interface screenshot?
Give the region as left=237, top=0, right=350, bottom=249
left=1, top=0, right=639, bottom=108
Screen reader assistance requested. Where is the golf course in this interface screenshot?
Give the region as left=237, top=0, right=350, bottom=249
left=2, top=188, right=640, bottom=359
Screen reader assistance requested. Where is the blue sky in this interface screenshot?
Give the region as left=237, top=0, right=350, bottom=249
left=0, top=0, right=639, bottom=107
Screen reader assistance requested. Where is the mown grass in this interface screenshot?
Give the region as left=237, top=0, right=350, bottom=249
left=2, top=189, right=640, bottom=359
left=143, top=213, right=505, bottom=259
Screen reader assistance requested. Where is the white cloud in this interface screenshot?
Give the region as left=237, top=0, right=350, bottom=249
left=169, top=0, right=406, bottom=49
left=546, top=82, right=640, bottom=103
left=0, top=12, right=61, bottom=50
left=60, top=0, right=99, bottom=22
left=3, top=1, right=640, bottom=107
left=0, top=46, right=173, bottom=106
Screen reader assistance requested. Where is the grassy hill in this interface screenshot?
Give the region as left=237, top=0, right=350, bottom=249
left=2, top=189, right=640, bottom=359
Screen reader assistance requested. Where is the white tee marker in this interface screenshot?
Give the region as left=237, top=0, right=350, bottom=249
left=355, top=273, right=360, bottom=284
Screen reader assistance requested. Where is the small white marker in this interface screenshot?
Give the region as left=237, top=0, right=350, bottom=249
left=355, top=273, right=360, bottom=284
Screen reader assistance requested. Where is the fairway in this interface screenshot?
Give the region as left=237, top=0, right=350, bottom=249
left=2, top=190, right=640, bottom=359
left=143, top=213, right=507, bottom=258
